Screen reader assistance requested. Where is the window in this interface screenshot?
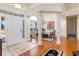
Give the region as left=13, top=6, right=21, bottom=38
left=1, top=16, right=5, bottom=30
left=20, top=19, right=25, bottom=39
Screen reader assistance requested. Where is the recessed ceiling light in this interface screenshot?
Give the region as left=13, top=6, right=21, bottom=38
left=13, top=4, right=22, bottom=9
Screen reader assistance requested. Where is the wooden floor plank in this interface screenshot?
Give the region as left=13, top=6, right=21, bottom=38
left=20, top=37, right=79, bottom=56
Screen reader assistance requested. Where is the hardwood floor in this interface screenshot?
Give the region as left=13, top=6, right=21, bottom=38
left=20, top=37, right=79, bottom=56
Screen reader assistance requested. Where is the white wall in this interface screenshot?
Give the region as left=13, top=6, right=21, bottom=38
left=0, top=13, right=25, bottom=48
left=24, top=15, right=31, bottom=41
left=6, top=15, right=23, bottom=46
left=42, top=13, right=67, bottom=37
left=0, top=4, right=30, bottom=48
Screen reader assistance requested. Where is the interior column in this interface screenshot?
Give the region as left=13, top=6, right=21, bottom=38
left=37, top=12, right=43, bottom=46
left=77, top=15, right=79, bottom=49
left=56, top=13, right=61, bottom=44
left=25, top=15, right=31, bottom=41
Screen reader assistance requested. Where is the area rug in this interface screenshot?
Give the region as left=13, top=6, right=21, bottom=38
left=2, top=41, right=38, bottom=56
left=42, top=48, right=63, bottom=56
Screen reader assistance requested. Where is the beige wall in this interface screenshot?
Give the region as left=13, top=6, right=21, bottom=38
left=67, top=16, right=77, bottom=35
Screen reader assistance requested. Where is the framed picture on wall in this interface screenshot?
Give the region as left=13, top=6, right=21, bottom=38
left=47, top=21, right=55, bottom=30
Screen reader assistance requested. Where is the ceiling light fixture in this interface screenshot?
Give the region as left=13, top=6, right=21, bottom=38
left=13, top=4, right=22, bottom=9
left=30, top=16, right=37, bottom=21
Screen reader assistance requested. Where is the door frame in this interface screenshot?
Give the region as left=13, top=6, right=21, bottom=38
left=66, top=15, right=77, bottom=40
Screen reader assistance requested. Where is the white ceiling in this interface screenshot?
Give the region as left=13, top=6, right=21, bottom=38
left=0, top=3, right=79, bottom=13
left=21, top=3, right=79, bottom=12
left=64, top=3, right=79, bottom=11
left=21, top=3, right=63, bottom=12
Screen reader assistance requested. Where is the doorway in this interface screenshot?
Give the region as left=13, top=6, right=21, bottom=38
left=30, top=16, right=38, bottom=43
left=67, top=15, right=77, bottom=40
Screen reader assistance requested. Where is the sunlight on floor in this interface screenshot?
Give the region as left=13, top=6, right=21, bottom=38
left=2, top=41, right=38, bottom=56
